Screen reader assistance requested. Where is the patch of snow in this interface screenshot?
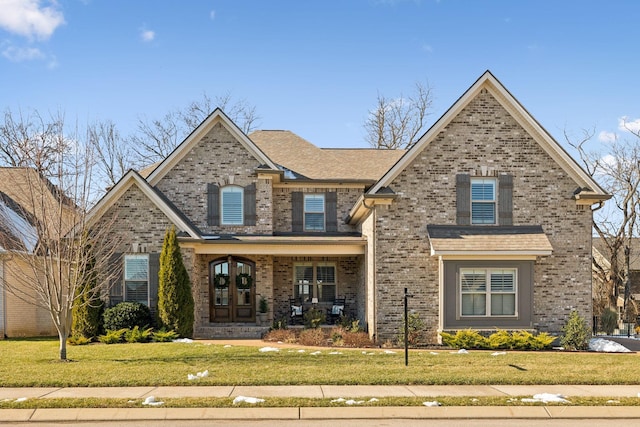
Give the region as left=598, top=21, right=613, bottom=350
left=233, top=396, right=265, bottom=404
left=258, top=346, right=280, bottom=352
left=345, top=399, right=365, bottom=405
left=173, top=338, right=193, bottom=343
left=521, top=393, right=570, bottom=404
left=589, top=338, right=631, bottom=353
left=298, top=349, right=306, bottom=353
left=329, top=351, right=343, bottom=355
left=331, top=398, right=346, bottom=403
left=383, top=350, right=396, bottom=354
left=423, top=401, right=441, bottom=407
left=607, top=400, right=620, bottom=404
left=491, top=351, right=507, bottom=356
left=188, top=370, right=209, bottom=380
left=223, top=344, right=232, bottom=348
left=14, top=397, right=28, bottom=403
left=454, top=349, right=468, bottom=354
left=142, top=396, right=164, bottom=406
left=310, top=351, right=321, bottom=355
left=429, top=352, right=439, bottom=355
left=368, top=398, right=379, bottom=402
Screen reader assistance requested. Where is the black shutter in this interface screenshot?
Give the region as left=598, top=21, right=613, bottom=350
left=148, top=253, right=160, bottom=316
left=292, top=192, right=303, bottom=232
left=207, top=183, right=219, bottom=226
left=244, top=183, right=256, bottom=226
left=498, top=174, right=513, bottom=226
left=456, top=174, right=471, bottom=225
left=108, top=252, right=123, bottom=306
left=325, top=192, right=338, bottom=232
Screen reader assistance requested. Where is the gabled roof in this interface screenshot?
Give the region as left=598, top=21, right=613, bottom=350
left=146, top=108, right=279, bottom=186
left=83, top=170, right=201, bottom=238
left=0, top=190, right=38, bottom=252
left=368, top=70, right=609, bottom=200
left=250, top=130, right=404, bottom=181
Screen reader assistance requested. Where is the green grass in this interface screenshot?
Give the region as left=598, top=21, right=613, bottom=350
left=0, top=339, right=639, bottom=387
left=2, top=396, right=640, bottom=410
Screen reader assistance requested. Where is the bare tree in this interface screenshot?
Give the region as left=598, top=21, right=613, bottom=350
left=0, top=108, right=70, bottom=174
left=0, top=114, right=123, bottom=360
left=364, top=81, right=433, bottom=149
left=132, top=92, right=261, bottom=164
left=88, top=119, right=138, bottom=188
left=567, top=126, right=640, bottom=320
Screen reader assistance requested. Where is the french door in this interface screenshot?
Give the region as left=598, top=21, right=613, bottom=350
left=209, top=257, right=255, bottom=322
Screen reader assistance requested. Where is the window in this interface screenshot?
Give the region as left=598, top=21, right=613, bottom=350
left=471, top=178, right=496, bottom=224
left=294, top=262, right=336, bottom=302
left=304, top=194, right=325, bottom=231
left=124, top=254, right=149, bottom=305
left=221, top=186, right=243, bottom=225
left=460, top=268, right=516, bottom=316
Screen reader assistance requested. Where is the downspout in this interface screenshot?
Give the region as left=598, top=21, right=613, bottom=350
left=0, top=257, right=5, bottom=339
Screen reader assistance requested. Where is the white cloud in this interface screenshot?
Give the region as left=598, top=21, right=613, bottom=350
left=598, top=130, right=617, bottom=143
left=0, top=0, right=65, bottom=40
left=618, top=116, right=640, bottom=134
left=140, top=29, right=155, bottom=42
left=2, top=44, right=44, bottom=61
left=210, top=9, right=216, bottom=20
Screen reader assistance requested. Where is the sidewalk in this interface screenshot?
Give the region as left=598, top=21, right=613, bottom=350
left=2, top=384, right=640, bottom=422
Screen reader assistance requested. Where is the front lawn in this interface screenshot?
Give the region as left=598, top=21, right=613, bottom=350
left=0, top=339, right=638, bottom=387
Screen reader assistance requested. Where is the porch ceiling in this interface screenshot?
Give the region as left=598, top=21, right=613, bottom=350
left=179, top=235, right=366, bottom=255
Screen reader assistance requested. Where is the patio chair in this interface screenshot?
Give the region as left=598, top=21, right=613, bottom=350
left=289, top=298, right=303, bottom=325
left=326, top=298, right=345, bottom=324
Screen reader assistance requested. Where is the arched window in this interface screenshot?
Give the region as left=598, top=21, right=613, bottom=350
left=220, top=186, right=243, bottom=225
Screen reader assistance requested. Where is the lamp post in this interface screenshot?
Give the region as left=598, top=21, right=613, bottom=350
left=404, top=287, right=413, bottom=366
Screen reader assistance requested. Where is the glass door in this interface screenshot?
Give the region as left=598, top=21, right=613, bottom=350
left=209, top=257, right=255, bottom=323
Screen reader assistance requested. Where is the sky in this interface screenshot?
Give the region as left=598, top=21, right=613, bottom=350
left=1, top=0, right=639, bottom=153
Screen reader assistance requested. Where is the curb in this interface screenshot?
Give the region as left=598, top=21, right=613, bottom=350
left=4, top=406, right=640, bottom=421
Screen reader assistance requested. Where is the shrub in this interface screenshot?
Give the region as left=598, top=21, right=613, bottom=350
left=396, top=311, right=425, bottom=347
left=124, top=326, right=153, bottom=343
left=298, top=328, right=326, bottom=346
left=98, top=329, right=127, bottom=344
left=152, top=328, right=180, bottom=342
left=560, top=310, right=590, bottom=351
left=342, top=330, right=374, bottom=347
left=158, top=226, right=194, bottom=338
left=271, top=317, right=288, bottom=330
left=103, top=302, right=152, bottom=331
left=600, top=308, right=618, bottom=335
left=440, top=329, right=488, bottom=349
left=263, top=328, right=297, bottom=343
left=441, top=329, right=555, bottom=351
left=67, top=335, right=92, bottom=346
left=71, top=248, right=104, bottom=339
left=303, top=307, right=326, bottom=329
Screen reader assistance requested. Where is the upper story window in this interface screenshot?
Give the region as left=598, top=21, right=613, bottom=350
left=221, top=186, right=244, bottom=225
left=460, top=268, right=516, bottom=316
left=471, top=178, right=496, bottom=224
left=456, top=174, right=512, bottom=226
left=124, top=254, right=149, bottom=305
left=304, top=194, right=325, bottom=231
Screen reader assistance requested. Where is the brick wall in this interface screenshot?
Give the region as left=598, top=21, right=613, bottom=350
left=272, top=186, right=362, bottom=233
left=155, top=122, right=272, bottom=234
left=373, top=88, right=593, bottom=343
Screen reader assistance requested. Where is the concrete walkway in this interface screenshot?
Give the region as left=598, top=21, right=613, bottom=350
left=2, top=385, right=640, bottom=422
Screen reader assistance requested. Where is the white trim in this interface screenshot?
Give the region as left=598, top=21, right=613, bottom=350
left=180, top=240, right=365, bottom=256
left=369, top=71, right=608, bottom=199
left=435, top=253, right=543, bottom=260
left=147, top=109, right=278, bottom=186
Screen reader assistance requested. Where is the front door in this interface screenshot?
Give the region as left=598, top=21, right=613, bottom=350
left=209, top=257, right=255, bottom=323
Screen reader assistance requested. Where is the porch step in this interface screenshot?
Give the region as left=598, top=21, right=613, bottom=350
left=195, top=324, right=270, bottom=339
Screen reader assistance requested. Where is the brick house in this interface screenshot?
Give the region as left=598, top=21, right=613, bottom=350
left=0, top=168, right=76, bottom=338
left=86, top=71, right=609, bottom=343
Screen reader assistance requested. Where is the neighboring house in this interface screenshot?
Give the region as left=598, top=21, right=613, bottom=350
left=85, top=71, right=609, bottom=342
left=592, top=238, right=640, bottom=323
left=0, top=167, right=76, bottom=338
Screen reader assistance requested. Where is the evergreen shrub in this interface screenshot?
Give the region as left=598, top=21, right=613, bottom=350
left=102, top=302, right=152, bottom=331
